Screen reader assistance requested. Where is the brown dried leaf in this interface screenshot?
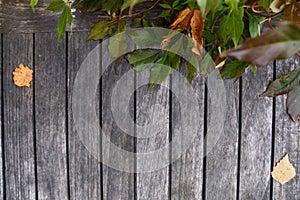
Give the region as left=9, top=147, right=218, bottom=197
left=271, top=154, right=296, bottom=185
left=190, top=9, right=205, bottom=56
left=13, top=64, right=33, bottom=87
left=282, top=2, right=300, bottom=24
left=170, top=7, right=193, bottom=30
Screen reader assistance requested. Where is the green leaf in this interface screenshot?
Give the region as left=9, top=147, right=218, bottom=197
left=258, top=0, right=272, bottom=9
left=219, top=60, right=248, bottom=80
left=133, top=18, right=142, bottom=25
left=287, top=83, right=300, bottom=122
left=199, top=53, right=215, bottom=77
left=142, top=19, right=150, bottom=27
left=117, top=21, right=127, bottom=33
left=222, top=23, right=300, bottom=66
left=172, top=0, right=180, bottom=7
left=149, top=52, right=181, bottom=90
left=197, top=0, right=207, bottom=16
left=45, top=0, right=66, bottom=12
left=78, top=0, right=103, bottom=12
left=126, top=49, right=160, bottom=71
left=251, top=65, right=257, bottom=75
left=57, top=7, right=70, bottom=42
left=102, top=0, right=123, bottom=12
left=186, top=60, right=197, bottom=84
left=122, top=0, right=148, bottom=13
left=197, top=0, right=221, bottom=17
left=262, top=69, right=300, bottom=97
left=86, top=20, right=116, bottom=41
left=67, top=7, right=73, bottom=26
left=30, top=0, right=39, bottom=12
left=248, top=13, right=265, bottom=38
left=225, top=0, right=239, bottom=9
left=159, top=3, right=171, bottom=9
left=121, top=0, right=131, bottom=11
left=219, top=8, right=244, bottom=47
left=157, top=10, right=170, bottom=18
left=128, top=29, right=162, bottom=47
left=108, top=21, right=127, bottom=58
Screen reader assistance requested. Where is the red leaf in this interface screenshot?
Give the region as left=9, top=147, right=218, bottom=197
left=222, top=23, right=300, bottom=66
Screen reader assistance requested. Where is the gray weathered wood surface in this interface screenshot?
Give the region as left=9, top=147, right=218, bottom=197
left=1, top=35, right=299, bottom=200
left=0, top=1, right=299, bottom=200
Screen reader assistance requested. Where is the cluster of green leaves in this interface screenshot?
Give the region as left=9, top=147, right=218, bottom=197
left=31, top=0, right=73, bottom=41
left=30, top=0, right=300, bottom=121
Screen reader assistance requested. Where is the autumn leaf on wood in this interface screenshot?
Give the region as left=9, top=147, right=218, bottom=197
left=271, top=154, right=296, bottom=185
left=13, top=64, right=33, bottom=87
left=170, top=7, right=205, bottom=56
left=262, top=69, right=300, bottom=97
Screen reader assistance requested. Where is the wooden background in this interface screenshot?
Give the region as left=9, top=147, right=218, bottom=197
left=0, top=0, right=299, bottom=199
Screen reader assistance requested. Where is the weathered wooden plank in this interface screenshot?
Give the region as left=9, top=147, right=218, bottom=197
left=0, top=34, right=3, bottom=200
left=205, top=79, right=239, bottom=199
left=171, top=67, right=204, bottom=199
left=2, top=33, right=36, bottom=199
left=0, top=0, right=163, bottom=34
left=34, top=32, right=68, bottom=199
left=136, top=72, right=170, bottom=199
left=68, top=32, right=102, bottom=199
left=0, top=0, right=103, bottom=33
left=273, top=56, right=300, bottom=200
left=101, top=43, right=135, bottom=199
left=239, top=65, right=273, bottom=199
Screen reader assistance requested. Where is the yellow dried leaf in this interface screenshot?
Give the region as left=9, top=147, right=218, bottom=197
left=13, top=64, right=33, bottom=87
left=271, top=154, right=296, bottom=185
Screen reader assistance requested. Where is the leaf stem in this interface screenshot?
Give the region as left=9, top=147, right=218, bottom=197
left=121, top=0, right=161, bottom=19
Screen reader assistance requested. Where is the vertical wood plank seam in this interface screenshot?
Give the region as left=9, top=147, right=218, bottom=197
left=32, top=33, right=39, bottom=200
left=236, top=77, right=243, bottom=200
left=202, top=83, right=208, bottom=200
left=65, top=32, right=71, bottom=200
left=133, top=69, right=137, bottom=200
left=168, top=77, right=172, bottom=200
left=269, top=60, right=277, bottom=200
left=99, top=40, right=104, bottom=200
left=1, top=33, right=7, bottom=200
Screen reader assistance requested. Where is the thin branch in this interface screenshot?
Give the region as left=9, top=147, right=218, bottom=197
left=121, top=0, right=161, bottom=19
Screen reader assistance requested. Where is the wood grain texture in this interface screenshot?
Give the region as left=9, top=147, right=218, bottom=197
left=0, top=34, right=3, bottom=200
left=0, top=0, right=163, bottom=34
left=68, top=32, right=102, bottom=199
left=2, top=33, right=36, bottom=200
left=171, top=67, right=204, bottom=200
left=0, top=0, right=103, bottom=33
left=34, top=32, right=68, bottom=200
left=239, top=65, right=274, bottom=199
left=101, top=45, right=134, bottom=199
left=273, top=56, right=300, bottom=200
left=136, top=71, right=170, bottom=199
left=205, top=79, right=239, bottom=199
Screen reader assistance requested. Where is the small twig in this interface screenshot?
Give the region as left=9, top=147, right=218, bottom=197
left=121, top=0, right=161, bottom=19
left=267, top=18, right=275, bottom=30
